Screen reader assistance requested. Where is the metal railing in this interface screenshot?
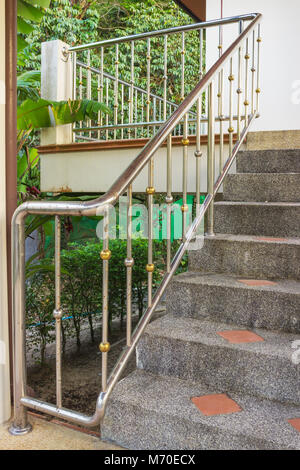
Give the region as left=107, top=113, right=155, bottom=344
left=10, top=13, right=262, bottom=435
left=69, top=13, right=259, bottom=142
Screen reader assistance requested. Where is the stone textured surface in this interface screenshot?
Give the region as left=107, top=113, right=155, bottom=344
left=214, top=201, right=300, bottom=237
left=166, top=272, right=300, bottom=333
left=0, top=414, right=122, bottom=450
left=223, top=173, right=300, bottom=202
left=188, top=234, right=300, bottom=280
left=237, top=149, right=300, bottom=173
left=102, top=370, right=300, bottom=450
left=246, top=131, right=300, bottom=151
left=136, top=315, right=300, bottom=406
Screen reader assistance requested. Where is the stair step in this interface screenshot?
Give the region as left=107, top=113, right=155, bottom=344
left=102, top=370, right=300, bottom=450
left=214, top=201, right=300, bottom=238
left=236, top=149, right=300, bottom=174
left=136, top=315, right=300, bottom=406
left=223, top=173, right=300, bottom=202
left=189, top=234, right=300, bottom=280
left=166, top=272, right=300, bottom=333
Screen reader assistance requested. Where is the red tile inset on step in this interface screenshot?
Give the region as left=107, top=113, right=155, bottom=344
left=288, top=418, right=300, bottom=433
left=191, top=393, right=242, bottom=416
left=238, top=279, right=277, bottom=287
left=257, top=237, right=286, bottom=242
left=217, top=330, right=264, bottom=344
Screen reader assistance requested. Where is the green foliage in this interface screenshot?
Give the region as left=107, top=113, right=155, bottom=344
left=17, top=0, right=51, bottom=51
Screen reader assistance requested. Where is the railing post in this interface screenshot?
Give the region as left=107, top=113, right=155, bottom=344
left=207, top=81, right=215, bottom=236
left=9, top=214, right=32, bottom=435
left=41, top=40, right=73, bottom=146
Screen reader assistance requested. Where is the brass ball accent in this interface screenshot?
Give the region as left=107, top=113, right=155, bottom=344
left=124, top=258, right=134, bottom=268
left=115, top=60, right=119, bottom=65
left=256, top=88, right=261, bottom=94
left=181, top=138, right=190, bottom=146
left=146, top=264, right=155, bottom=273
left=236, top=88, right=242, bottom=94
left=245, top=54, right=250, bottom=60
left=99, top=342, right=110, bottom=353
left=194, top=150, right=202, bottom=158
left=228, top=75, right=235, bottom=81
left=218, top=45, right=223, bottom=49
left=100, top=249, right=112, bottom=261
left=181, top=50, right=186, bottom=55
left=147, top=55, right=151, bottom=60
left=251, top=67, right=256, bottom=73
left=146, top=100, right=151, bottom=105
left=257, top=37, right=262, bottom=43
left=165, top=195, right=173, bottom=204
left=79, top=81, right=83, bottom=86
left=244, top=100, right=249, bottom=106
left=217, top=93, right=221, bottom=98
left=146, top=186, right=155, bottom=195
left=181, top=204, right=189, bottom=213
left=228, top=127, right=234, bottom=133
left=53, top=309, right=63, bottom=320
left=114, top=104, right=118, bottom=108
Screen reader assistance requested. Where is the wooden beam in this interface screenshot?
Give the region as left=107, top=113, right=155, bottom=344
left=38, top=134, right=239, bottom=154
left=173, top=0, right=206, bottom=21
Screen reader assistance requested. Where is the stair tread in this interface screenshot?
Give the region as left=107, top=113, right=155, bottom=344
left=201, top=233, right=300, bottom=245
left=103, top=370, right=300, bottom=449
left=172, top=271, right=300, bottom=294
left=215, top=201, right=300, bottom=207
left=142, top=314, right=300, bottom=360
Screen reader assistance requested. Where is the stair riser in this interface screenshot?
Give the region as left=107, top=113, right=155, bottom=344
left=223, top=174, right=300, bottom=202
left=214, top=204, right=300, bottom=238
left=189, top=238, right=300, bottom=280
left=237, top=150, right=300, bottom=174
left=166, top=281, right=300, bottom=333
left=137, top=335, right=300, bottom=406
left=102, top=402, right=285, bottom=450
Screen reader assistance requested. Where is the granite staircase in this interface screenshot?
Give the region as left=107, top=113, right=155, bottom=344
left=102, top=149, right=300, bottom=450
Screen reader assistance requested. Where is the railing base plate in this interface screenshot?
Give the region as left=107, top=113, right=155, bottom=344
left=8, top=423, right=32, bottom=436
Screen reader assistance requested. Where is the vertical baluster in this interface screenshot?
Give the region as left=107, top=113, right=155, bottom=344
left=125, top=185, right=133, bottom=346
left=218, top=24, right=224, bottom=172
left=244, top=38, right=250, bottom=127
left=181, top=114, right=189, bottom=240
left=141, top=93, right=144, bottom=137
left=163, top=34, right=168, bottom=121
left=237, top=21, right=243, bottom=139
left=97, top=73, right=101, bottom=141
left=159, top=100, right=162, bottom=124
left=228, top=59, right=234, bottom=156
left=99, top=47, right=104, bottom=140
left=121, top=84, right=124, bottom=140
left=251, top=30, right=256, bottom=116
left=256, top=25, right=261, bottom=115
left=129, top=41, right=134, bottom=139
left=100, top=208, right=111, bottom=392
left=146, top=38, right=151, bottom=138
left=153, top=97, right=157, bottom=135
left=87, top=50, right=92, bottom=138
left=106, top=77, right=109, bottom=140
left=207, top=81, right=215, bottom=236
left=135, top=89, right=138, bottom=138
left=146, top=160, right=155, bottom=307
left=114, top=44, right=119, bottom=140
left=199, top=29, right=203, bottom=80
left=181, top=32, right=185, bottom=102
left=195, top=97, right=202, bottom=217
left=79, top=66, right=83, bottom=135
left=166, top=134, right=173, bottom=273
left=54, top=216, right=62, bottom=408
left=72, top=52, right=77, bottom=143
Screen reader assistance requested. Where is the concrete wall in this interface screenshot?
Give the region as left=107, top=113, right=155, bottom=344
left=0, top=0, right=11, bottom=424
left=206, top=0, right=300, bottom=132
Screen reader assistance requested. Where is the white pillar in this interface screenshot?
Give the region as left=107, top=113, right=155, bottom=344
left=41, top=39, right=73, bottom=145
left=0, top=0, right=11, bottom=425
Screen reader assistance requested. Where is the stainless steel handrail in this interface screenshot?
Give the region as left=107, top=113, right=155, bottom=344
left=68, top=13, right=258, bottom=52
left=10, top=12, right=262, bottom=434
